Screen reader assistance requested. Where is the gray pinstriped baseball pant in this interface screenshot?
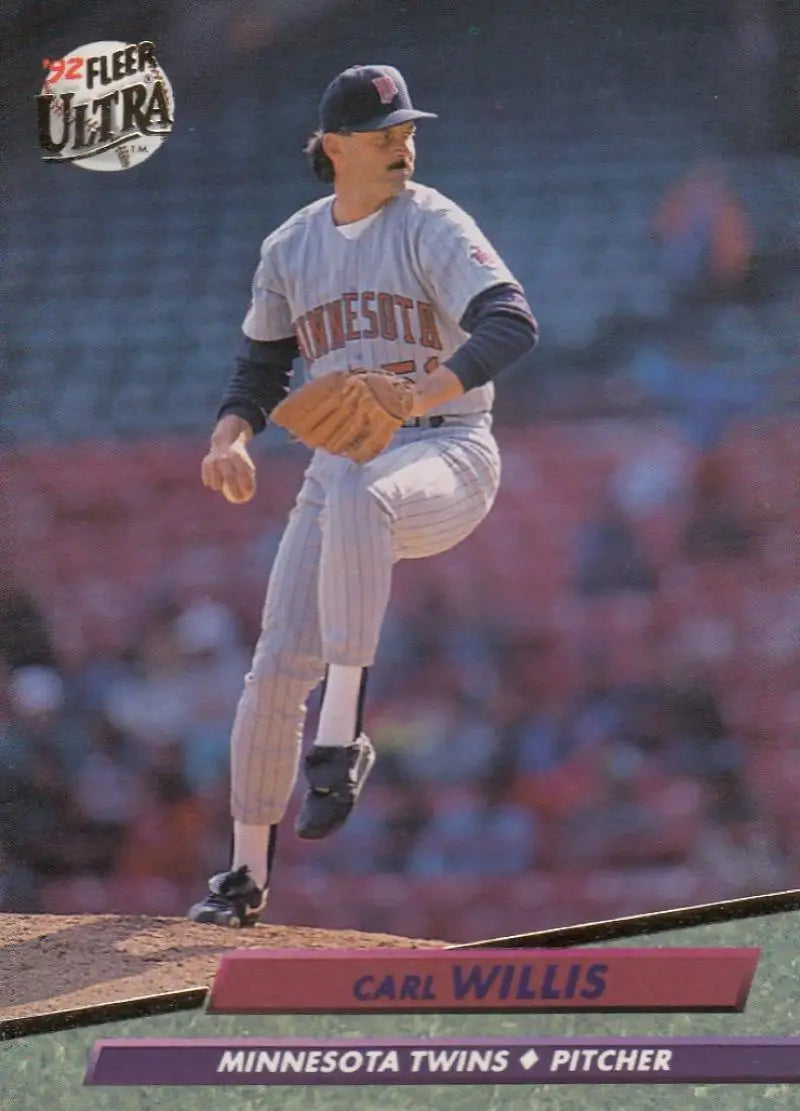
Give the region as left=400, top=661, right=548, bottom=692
left=229, top=420, right=500, bottom=824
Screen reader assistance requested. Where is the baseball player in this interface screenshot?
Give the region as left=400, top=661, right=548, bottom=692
left=188, top=64, right=538, bottom=927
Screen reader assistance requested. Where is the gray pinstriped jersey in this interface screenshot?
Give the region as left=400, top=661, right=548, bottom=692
left=241, top=182, right=518, bottom=417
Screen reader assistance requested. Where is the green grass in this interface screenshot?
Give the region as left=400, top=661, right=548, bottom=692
left=2, top=912, right=799, bottom=1111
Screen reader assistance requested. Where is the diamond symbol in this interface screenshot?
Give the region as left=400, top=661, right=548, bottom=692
left=520, top=1049, right=539, bottom=1070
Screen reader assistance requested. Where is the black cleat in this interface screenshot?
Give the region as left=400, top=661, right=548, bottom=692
left=295, top=734, right=375, bottom=840
left=187, top=864, right=267, bottom=928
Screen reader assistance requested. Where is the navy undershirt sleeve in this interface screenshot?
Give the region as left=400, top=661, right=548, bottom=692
left=444, top=283, right=539, bottom=392
left=216, top=334, right=298, bottom=434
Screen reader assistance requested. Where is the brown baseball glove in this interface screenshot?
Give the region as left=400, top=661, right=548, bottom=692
left=269, top=370, right=416, bottom=464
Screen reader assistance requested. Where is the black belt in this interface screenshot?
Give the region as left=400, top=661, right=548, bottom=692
left=401, top=415, right=447, bottom=428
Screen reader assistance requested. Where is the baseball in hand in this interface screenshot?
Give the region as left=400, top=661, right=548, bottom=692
left=222, top=434, right=256, bottom=504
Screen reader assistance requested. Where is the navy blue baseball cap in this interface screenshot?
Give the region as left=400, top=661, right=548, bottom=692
left=319, top=64, right=437, bottom=133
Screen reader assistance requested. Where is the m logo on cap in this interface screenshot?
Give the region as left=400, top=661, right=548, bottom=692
left=372, top=74, right=398, bottom=105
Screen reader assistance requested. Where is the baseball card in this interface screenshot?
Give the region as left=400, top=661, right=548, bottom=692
left=2, top=1, right=799, bottom=1108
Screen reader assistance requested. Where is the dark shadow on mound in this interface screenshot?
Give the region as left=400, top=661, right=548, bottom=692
left=0, top=916, right=233, bottom=1010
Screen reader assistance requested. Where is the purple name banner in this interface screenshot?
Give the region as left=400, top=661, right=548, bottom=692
left=85, top=1037, right=800, bottom=1086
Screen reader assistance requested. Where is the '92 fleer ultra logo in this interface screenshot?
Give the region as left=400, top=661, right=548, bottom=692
left=37, top=40, right=174, bottom=171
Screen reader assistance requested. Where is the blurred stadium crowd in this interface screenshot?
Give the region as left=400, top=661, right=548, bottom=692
left=1, top=0, right=798, bottom=941
left=2, top=411, right=797, bottom=939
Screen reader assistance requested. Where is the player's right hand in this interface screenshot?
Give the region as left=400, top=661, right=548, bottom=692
left=202, top=432, right=256, bottom=504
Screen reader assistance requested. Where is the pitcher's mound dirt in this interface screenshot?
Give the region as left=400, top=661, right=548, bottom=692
left=0, top=913, right=448, bottom=1021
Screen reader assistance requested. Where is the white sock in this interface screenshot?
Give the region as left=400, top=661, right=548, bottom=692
left=315, top=665, right=363, bottom=746
left=232, top=821, right=271, bottom=889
